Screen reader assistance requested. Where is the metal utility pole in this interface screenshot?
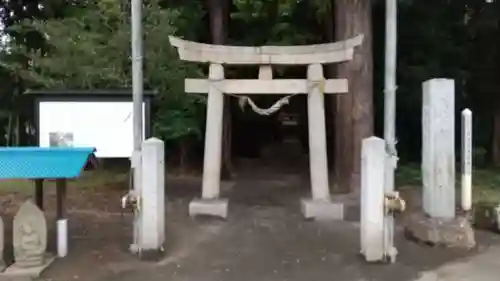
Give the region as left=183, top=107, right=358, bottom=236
left=130, top=0, right=144, bottom=253
left=131, top=0, right=144, bottom=156
left=384, top=0, right=398, bottom=191
left=383, top=0, right=398, bottom=263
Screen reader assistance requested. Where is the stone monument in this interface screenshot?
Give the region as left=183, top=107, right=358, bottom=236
left=405, top=79, right=475, bottom=249
left=3, top=200, right=55, bottom=277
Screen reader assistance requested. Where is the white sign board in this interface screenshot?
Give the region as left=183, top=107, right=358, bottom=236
left=38, top=101, right=146, bottom=158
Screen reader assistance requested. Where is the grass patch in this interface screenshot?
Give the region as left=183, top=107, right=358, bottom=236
left=0, top=169, right=129, bottom=195
left=396, top=163, right=500, bottom=203
left=395, top=163, right=422, bottom=186
left=470, top=168, right=500, bottom=203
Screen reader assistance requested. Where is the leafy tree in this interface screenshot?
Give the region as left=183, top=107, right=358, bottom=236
left=0, top=0, right=47, bottom=145
left=3, top=0, right=205, bottom=169
left=465, top=0, right=500, bottom=165
left=2, top=0, right=498, bottom=177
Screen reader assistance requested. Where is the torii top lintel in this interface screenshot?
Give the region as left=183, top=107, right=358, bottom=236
left=168, top=35, right=364, bottom=65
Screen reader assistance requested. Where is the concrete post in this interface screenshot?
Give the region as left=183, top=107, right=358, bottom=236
left=139, top=137, right=165, bottom=257
left=307, top=64, right=330, bottom=200
left=189, top=63, right=228, bottom=219
left=300, top=64, right=343, bottom=220
left=461, top=109, right=472, bottom=212
left=202, top=64, right=224, bottom=199
left=360, top=137, right=385, bottom=262
left=422, top=79, right=456, bottom=219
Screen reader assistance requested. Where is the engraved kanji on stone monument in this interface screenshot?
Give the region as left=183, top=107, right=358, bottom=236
left=13, top=200, right=47, bottom=268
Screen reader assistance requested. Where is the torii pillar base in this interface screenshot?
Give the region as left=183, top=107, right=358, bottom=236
left=189, top=198, right=228, bottom=219
left=301, top=199, right=344, bottom=221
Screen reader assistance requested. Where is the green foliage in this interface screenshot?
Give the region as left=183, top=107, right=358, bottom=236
left=230, top=0, right=323, bottom=45
left=154, top=101, right=204, bottom=141
left=1, top=0, right=499, bottom=165
left=2, top=0, right=205, bottom=144
left=375, top=0, right=473, bottom=161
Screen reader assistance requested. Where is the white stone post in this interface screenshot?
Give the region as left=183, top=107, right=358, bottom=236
left=189, top=63, right=228, bottom=218
left=461, top=109, right=472, bottom=212
left=307, top=64, right=330, bottom=200
left=422, top=79, right=456, bottom=219
left=360, top=137, right=386, bottom=262
left=202, top=64, right=224, bottom=199
left=300, top=64, right=343, bottom=220
left=139, top=137, right=165, bottom=255
left=57, top=219, right=68, bottom=257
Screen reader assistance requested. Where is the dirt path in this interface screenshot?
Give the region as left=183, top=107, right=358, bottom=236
left=415, top=244, right=500, bottom=281
left=1, top=160, right=499, bottom=281
left=92, top=199, right=500, bottom=281
left=90, top=169, right=500, bottom=281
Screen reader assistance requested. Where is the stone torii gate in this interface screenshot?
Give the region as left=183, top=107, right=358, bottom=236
left=169, top=35, right=363, bottom=220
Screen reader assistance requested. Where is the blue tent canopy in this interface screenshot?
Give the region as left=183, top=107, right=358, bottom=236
left=0, top=147, right=96, bottom=179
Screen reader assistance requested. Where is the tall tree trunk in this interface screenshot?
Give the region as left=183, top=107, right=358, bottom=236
left=334, top=0, right=374, bottom=192
left=209, top=0, right=234, bottom=179
left=490, top=6, right=500, bottom=167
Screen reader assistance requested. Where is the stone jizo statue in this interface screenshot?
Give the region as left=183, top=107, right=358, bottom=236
left=13, top=201, right=47, bottom=268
